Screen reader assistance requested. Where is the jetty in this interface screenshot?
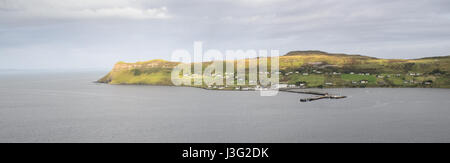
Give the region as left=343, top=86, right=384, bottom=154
left=279, top=88, right=347, bottom=102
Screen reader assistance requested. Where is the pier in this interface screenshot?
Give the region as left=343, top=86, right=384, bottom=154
left=279, top=88, right=347, bottom=102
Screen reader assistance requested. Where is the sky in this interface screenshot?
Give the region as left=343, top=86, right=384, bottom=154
left=0, top=0, right=449, bottom=69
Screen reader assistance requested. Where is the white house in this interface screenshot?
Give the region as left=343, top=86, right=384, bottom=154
left=274, top=84, right=288, bottom=88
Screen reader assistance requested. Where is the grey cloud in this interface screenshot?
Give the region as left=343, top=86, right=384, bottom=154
left=0, top=0, right=449, bottom=69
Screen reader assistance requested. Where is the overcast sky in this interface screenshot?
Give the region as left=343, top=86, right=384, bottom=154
left=0, top=0, right=449, bottom=69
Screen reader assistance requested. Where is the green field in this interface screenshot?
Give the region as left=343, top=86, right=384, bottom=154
left=287, top=74, right=325, bottom=87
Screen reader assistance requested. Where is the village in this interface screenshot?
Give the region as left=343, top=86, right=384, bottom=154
left=180, top=68, right=437, bottom=91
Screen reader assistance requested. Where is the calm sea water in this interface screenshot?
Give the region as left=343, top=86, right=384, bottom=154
left=0, top=71, right=449, bottom=143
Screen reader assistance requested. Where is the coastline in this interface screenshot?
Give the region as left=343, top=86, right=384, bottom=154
left=95, top=82, right=350, bottom=102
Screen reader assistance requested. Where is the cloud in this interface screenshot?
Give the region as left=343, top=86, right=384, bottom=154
left=65, top=7, right=170, bottom=19
left=228, top=0, right=288, bottom=6
left=0, top=0, right=449, bottom=69
left=0, top=0, right=171, bottom=19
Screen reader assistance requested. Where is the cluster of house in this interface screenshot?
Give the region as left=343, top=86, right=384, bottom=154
left=273, top=84, right=300, bottom=88
left=283, top=71, right=363, bottom=76
left=352, top=72, right=370, bottom=75
left=207, top=85, right=284, bottom=91
left=207, top=85, right=226, bottom=90
left=408, top=73, right=422, bottom=76
left=185, top=71, right=424, bottom=79
left=377, top=75, right=388, bottom=78
left=404, top=80, right=419, bottom=84
left=403, top=80, right=432, bottom=85
left=355, top=80, right=369, bottom=84
left=284, top=71, right=313, bottom=76
left=283, top=71, right=426, bottom=78
left=189, top=70, right=431, bottom=88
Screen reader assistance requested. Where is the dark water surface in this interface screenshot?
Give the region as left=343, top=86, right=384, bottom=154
left=0, top=71, right=449, bottom=142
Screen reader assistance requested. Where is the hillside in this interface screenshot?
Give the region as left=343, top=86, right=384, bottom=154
left=98, top=51, right=450, bottom=88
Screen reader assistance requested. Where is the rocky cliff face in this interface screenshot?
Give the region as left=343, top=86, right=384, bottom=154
left=98, top=59, right=179, bottom=83
left=111, top=59, right=179, bottom=72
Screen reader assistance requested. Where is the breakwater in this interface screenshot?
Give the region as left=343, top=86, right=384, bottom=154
left=279, top=88, right=347, bottom=102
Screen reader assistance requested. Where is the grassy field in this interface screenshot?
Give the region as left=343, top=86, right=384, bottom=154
left=287, top=74, right=325, bottom=87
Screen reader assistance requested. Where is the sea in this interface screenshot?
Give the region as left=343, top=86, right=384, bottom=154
left=0, top=70, right=449, bottom=143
